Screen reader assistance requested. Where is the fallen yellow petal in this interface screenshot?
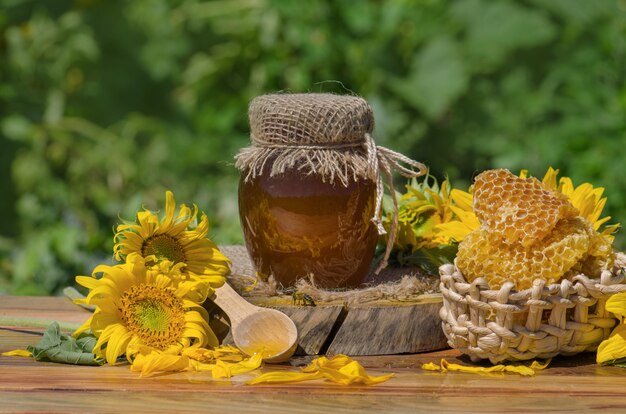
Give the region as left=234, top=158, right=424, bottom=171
left=210, top=353, right=263, bottom=379
left=326, top=361, right=395, bottom=385
left=421, top=362, right=441, bottom=371
left=246, top=371, right=322, bottom=385
left=2, top=349, right=33, bottom=358
left=423, top=359, right=549, bottom=377
left=189, top=352, right=262, bottom=379
left=247, top=354, right=394, bottom=386
left=183, top=345, right=245, bottom=363
left=529, top=359, right=551, bottom=370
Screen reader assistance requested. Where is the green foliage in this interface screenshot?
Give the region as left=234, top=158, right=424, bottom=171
left=27, top=322, right=104, bottom=366
left=1, top=0, right=625, bottom=294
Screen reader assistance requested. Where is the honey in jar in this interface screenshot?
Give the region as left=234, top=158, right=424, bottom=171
left=239, top=170, right=378, bottom=288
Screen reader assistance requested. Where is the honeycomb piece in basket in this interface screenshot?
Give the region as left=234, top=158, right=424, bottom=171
left=457, top=217, right=591, bottom=290
left=473, top=169, right=579, bottom=247
left=570, top=229, right=615, bottom=277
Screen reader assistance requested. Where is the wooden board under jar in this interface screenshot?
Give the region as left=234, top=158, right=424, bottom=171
left=244, top=294, right=448, bottom=356
left=221, top=244, right=447, bottom=356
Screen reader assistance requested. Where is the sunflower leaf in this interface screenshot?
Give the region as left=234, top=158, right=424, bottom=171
left=608, top=356, right=626, bottom=368
left=394, top=244, right=459, bottom=274
left=26, top=322, right=105, bottom=366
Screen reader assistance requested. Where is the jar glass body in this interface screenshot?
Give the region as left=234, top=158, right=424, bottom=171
left=238, top=172, right=378, bottom=288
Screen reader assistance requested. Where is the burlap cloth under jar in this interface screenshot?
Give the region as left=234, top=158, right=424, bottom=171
left=220, top=245, right=439, bottom=305
left=235, top=93, right=427, bottom=272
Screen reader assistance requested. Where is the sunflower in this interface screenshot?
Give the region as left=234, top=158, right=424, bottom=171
left=380, top=175, right=476, bottom=271
left=385, top=175, right=476, bottom=251
left=114, top=191, right=231, bottom=278
left=74, top=253, right=224, bottom=365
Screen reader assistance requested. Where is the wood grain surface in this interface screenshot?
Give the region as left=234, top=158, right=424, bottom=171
left=247, top=295, right=447, bottom=356
left=327, top=301, right=447, bottom=355
left=277, top=305, right=345, bottom=355
left=3, top=296, right=626, bottom=413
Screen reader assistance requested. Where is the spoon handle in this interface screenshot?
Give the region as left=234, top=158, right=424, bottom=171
left=212, top=282, right=257, bottom=325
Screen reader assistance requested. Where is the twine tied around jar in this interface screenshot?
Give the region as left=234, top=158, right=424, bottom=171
left=235, top=93, right=427, bottom=273
left=362, top=132, right=427, bottom=272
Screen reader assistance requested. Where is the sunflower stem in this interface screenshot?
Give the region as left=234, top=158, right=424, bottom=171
left=0, top=317, right=80, bottom=332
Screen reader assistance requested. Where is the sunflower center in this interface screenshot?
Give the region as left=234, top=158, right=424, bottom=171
left=120, top=284, right=185, bottom=350
left=142, top=234, right=186, bottom=263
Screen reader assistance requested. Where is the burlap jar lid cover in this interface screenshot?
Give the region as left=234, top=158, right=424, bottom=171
left=235, top=93, right=427, bottom=272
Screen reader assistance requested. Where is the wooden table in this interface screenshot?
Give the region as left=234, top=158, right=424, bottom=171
left=2, top=296, right=626, bottom=413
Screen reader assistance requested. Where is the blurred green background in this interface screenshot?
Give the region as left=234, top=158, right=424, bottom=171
left=1, top=0, right=625, bottom=295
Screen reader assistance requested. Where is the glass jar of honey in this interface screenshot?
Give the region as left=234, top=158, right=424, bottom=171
left=238, top=170, right=378, bottom=288
left=235, top=93, right=426, bottom=288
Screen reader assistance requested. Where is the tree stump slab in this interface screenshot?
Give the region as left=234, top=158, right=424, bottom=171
left=326, top=300, right=447, bottom=355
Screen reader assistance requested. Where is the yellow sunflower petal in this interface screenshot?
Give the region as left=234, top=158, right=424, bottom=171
left=72, top=315, right=94, bottom=338
left=136, top=211, right=159, bottom=238
left=131, top=348, right=191, bottom=377
left=189, top=213, right=210, bottom=240
left=529, top=359, right=551, bottom=370
left=101, top=324, right=132, bottom=365
left=597, top=324, right=626, bottom=364
left=2, top=349, right=33, bottom=357
left=558, top=176, right=575, bottom=196
left=250, top=354, right=395, bottom=386
left=541, top=167, right=559, bottom=190
left=246, top=371, right=322, bottom=385
left=606, top=293, right=626, bottom=318
left=168, top=204, right=197, bottom=236
left=75, top=275, right=100, bottom=290
left=159, top=190, right=177, bottom=232
left=90, top=311, right=123, bottom=335
left=450, top=189, right=473, bottom=211
left=210, top=353, right=263, bottom=379
left=421, top=362, right=441, bottom=371
left=183, top=345, right=245, bottom=363
left=176, top=280, right=213, bottom=303
left=323, top=360, right=395, bottom=385
left=424, top=359, right=547, bottom=377
left=105, top=329, right=132, bottom=365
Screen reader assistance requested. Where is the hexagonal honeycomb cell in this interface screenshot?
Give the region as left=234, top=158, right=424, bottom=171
left=473, top=169, right=579, bottom=247
left=457, top=217, right=591, bottom=290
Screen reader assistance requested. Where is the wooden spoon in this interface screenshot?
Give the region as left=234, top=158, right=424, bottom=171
left=212, top=283, right=298, bottom=363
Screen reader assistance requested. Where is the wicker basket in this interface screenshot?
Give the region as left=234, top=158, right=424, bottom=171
left=439, top=253, right=626, bottom=364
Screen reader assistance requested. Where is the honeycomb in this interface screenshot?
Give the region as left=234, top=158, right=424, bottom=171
left=457, top=217, right=591, bottom=290
left=570, top=230, right=615, bottom=277
left=473, top=169, right=579, bottom=247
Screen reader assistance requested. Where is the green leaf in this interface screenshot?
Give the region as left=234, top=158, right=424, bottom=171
left=393, top=244, right=459, bottom=274
left=391, top=36, right=468, bottom=119
left=26, top=322, right=104, bottom=366
left=606, top=356, right=626, bottom=368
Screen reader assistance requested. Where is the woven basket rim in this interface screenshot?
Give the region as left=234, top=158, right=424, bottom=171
left=443, top=255, right=626, bottom=301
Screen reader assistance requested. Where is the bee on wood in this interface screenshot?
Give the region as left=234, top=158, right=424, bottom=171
left=292, top=291, right=316, bottom=307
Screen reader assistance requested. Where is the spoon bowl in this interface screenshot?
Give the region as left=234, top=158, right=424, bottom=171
left=212, top=282, right=298, bottom=363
